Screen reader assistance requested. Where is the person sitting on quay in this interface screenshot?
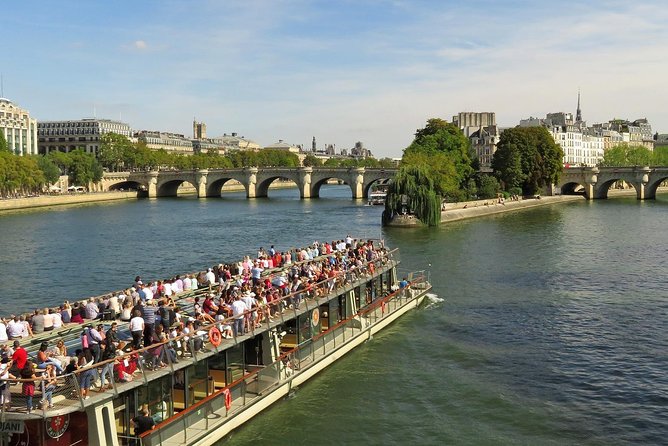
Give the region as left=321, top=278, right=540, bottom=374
left=7, top=316, right=23, bottom=340
left=60, top=302, right=72, bottom=324
left=31, top=309, right=45, bottom=334
left=50, top=308, right=63, bottom=330
left=70, top=303, right=84, bottom=324
left=0, top=319, right=8, bottom=344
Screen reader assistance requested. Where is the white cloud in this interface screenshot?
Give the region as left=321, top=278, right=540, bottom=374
left=133, top=40, right=148, bottom=50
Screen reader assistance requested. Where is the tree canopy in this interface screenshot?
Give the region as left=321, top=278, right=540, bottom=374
left=492, top=126, right=564, bottom=195
left=598, top=143, right=654, bottom=167
left=384, top=164, right=441, bottom=226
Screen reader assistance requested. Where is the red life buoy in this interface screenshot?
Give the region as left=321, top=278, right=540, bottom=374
left=223, top=388, right=232, bottom=410
left=209, top=327, right=222, bottom=347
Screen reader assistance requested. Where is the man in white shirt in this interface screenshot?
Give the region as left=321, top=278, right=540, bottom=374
left=6, top=317, right=22, bottom=339
left=0, top=320, right=8, bottom=343
left=231, top=295, right=248, bottom=336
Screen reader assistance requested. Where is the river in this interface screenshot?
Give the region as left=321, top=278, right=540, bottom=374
left=0, top=186, right=666, bottom=445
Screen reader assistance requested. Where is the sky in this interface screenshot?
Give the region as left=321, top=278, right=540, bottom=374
left=3, top=0, right=667, bottom=158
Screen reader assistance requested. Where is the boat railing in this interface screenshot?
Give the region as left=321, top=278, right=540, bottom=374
left=0, top=248, right=400, bottom=419
left=139, top=272, right=430, bottom=446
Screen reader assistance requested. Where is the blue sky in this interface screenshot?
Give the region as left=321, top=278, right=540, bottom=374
left=3, top=0, right=667, bottom=157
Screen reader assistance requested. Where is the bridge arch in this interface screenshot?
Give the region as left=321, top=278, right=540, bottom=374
left=644, top=175, right=668, bottom=200
left=592, top=177, right=639, bottom=199
left=156, top=179, right=198, bottom=198
left=363, top=177, right=392, bottom=198
left=255, top=176, right=300, bottom=198
left=559, top=181, right=587, bottom=196
left=205, top=177, right=248, bottom=198
left=310, top=176, right=354, bottom=198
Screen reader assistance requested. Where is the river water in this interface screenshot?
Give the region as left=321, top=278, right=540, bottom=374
left=0, top=186, right=666, bottom=445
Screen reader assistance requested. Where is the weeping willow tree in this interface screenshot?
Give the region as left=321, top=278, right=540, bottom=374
left=383, top=165, right=441, bottom=226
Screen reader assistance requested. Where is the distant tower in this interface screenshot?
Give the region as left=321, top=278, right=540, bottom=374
left=193, top=120, right=207, bottom=139
left=575, top=90, right=582, bottom=123
left=312, top=136, right=316, bottom=151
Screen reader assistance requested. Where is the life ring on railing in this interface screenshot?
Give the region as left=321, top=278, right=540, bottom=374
left=222, top=388, right=232, bottom=410
left=209, top=327, right=222, bottom=347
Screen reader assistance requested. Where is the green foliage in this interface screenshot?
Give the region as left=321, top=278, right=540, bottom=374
left=654, top=146, right=668, bottom=166
left=0, top=131, right=8, bottom=153
left=98, top=133, right=134, bottom=171
left=302, top=154, right=323, bottom=167
left=384, top=165, right=441, bottom=226
left=598, top=143, right=654, bottom=167
left=402, top=118, right=474, bottom=201
left=476, top=174, right=500, bottom=199
left=36, top=155, right=61, bottom=184
left=492, top=126, right=564, bottom=196
left=0, top=151, right=46, bottom=196
left=67, top=149, right=103, bottom=185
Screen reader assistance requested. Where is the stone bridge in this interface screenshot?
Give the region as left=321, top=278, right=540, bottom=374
left=97, top=167, right=397, bottom=199
left=556, top=166, right=668, bottom=199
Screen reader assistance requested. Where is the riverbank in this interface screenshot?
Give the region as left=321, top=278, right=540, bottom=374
left=0, top=191, right=138, bottom=212
left=0, top=181, right=300, bottom=213
left=439, top=195, right=585, bottom=223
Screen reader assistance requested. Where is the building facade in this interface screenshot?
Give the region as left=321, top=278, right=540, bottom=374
left=0, top=98, right=38, bottom=155
left=453, top=111, right=499, bottom=170
left=134, top=130, right=194, bottom=154
left=37, top=118, right=132, bottom=155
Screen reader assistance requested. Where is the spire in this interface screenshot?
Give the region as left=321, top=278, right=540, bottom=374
left=576, top=89, right=582, bottom=123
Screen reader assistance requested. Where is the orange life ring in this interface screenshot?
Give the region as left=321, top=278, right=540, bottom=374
left=209, top=327, right=222, bottom=347
left=222, top=388, right=232, bottom=410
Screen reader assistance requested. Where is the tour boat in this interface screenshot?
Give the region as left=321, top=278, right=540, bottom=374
left=0, top=241, right=431, bottom=446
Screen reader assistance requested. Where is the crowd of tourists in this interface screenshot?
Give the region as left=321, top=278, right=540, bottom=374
left=0, top=236, right=390, bottom=413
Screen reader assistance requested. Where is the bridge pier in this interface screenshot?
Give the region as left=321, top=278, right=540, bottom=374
left=351, top=168, right=365, bottom=199
left=147, top=171, right=159, bottom=198
left=196, top=169, right=208, bottom=199
left=299, top=167, right=312, bottom=199
left=246, top=167, right=258, bottom=198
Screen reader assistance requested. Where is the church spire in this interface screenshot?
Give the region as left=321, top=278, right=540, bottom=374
left=576, top=89, right=582, bottom=123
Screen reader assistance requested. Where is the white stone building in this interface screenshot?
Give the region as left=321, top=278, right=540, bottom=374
left=37, top=118, right=132, bottom=155
left=453, top=112, right=499, bottom=170
left=134, top=130, right=194, bottom=155
left=0, top=98, right=38, bottom=155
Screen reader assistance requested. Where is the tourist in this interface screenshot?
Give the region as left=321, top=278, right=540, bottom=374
left=32, top=309, right=45, bottom=334
left=19, top=315, right=33, bottom=338
left=0, top=357, right=14, bottom=410
left=51, top=309, right=63, bottom=330
left=7, top=316, right=22, bottom=340
left=84, top=324, right=104, bottom=363
left=141, top=300, right=158, bottom=348
left=43, top=308, right=54, bottom=332
left=0, top=319, right=7, bottom=343
left=77, top=349, right=95, bottom=400
left=37, top=342, right=63, bottom=374
left=129, top=310, right=144, bottom=350
left=231, top=294, right=247, bottom=336
left=40, top=363, right=58, bottom=409
left=120, top=298, right=133, bottom=321
left=99, top=327, right=117, bottom=392
left=85, top=298, right=100, bottom=320
left=60, top=303, right=72, bottom=324
left=132, top=407, right=155, bottom=440
left=70, top=304, right=84, bottom=324
left=11, top=340, right=27, bottom=373
left=20, top=360, right=38, bottom=413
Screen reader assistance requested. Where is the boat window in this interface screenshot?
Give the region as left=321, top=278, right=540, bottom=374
left=354, top=286, right=362, bottom=309
left=226, top=344, right=245, bottom=384
left=186, top=360, right=211, bottom=406
left=208, top=351, right=228, bottom=391
left=136, top=375, right=172, bottom=424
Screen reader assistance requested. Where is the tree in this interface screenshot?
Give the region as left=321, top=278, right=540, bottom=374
left=99, top=133, right=134, bottom=171
left=302, top=154, right=322, bottom=167
left=36, top=155, right=61, bottom=184
left=67, top=149, right=103, bottom=186
left=384, top=164, right=441, bottom=226
left=476, top=174, right=500, bottom=199
left=654, top=146, right=668, bottom=166
left=0, top=130, right=8, bottom=153
left=599, top=143, right=654, bottom=167
left=492, top=126, right=564, bottom=195
left=402, top=118, right=474, bottom=200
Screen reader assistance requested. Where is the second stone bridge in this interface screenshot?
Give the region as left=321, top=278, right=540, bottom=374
left=99, top=167, right=397, bottom=199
